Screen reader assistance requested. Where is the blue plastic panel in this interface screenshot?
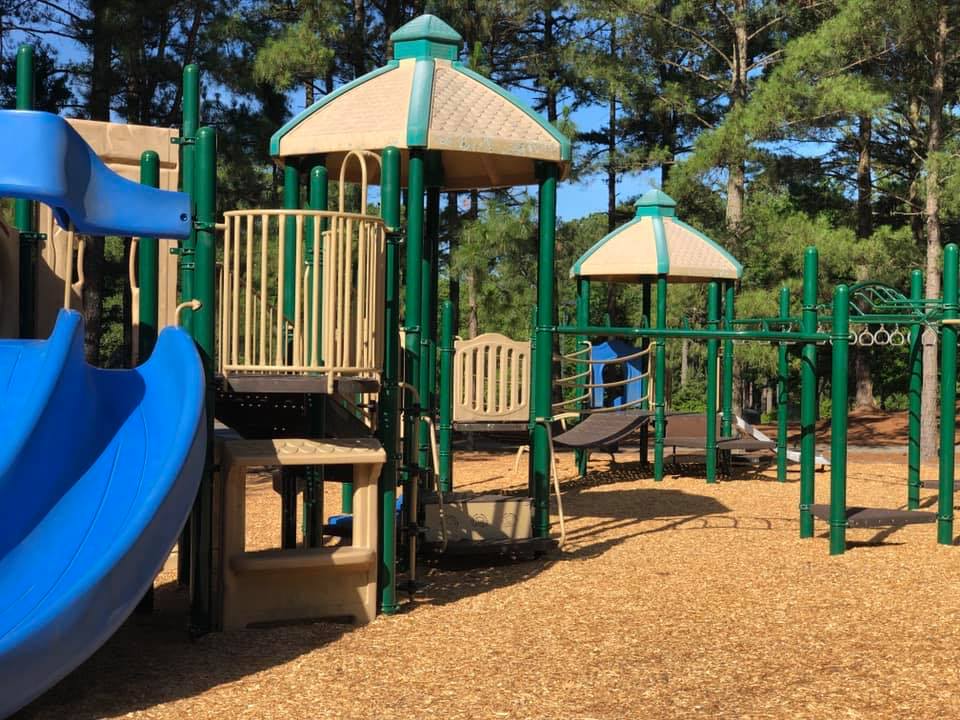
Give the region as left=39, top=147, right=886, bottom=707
left=0, top=110, right=191, bottom=239
left=0, top=310, right=206, bottom=717
left=590, top=338, right=645, bottom=409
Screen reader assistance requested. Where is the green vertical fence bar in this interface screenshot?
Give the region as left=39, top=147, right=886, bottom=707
left=282, top=164, right=299, bottom=324
left=532, top=162, right=558, bottom=537
left=907, top=270, right=923, bottom=509
left=138, top=151, right=160, bottom=358
left=420, top=186, right=440, bottom=478
left=378, top=146, right=402, bottom=614
left=177, top=63, right=199, bottom=585
left=799, top=246, right=819, bottom=538
left=439, top=300, right=454, bottom=492
left=403, top=149, right=425, bottom=562
left=721, top=282, right=735, bottom=437
left=653, top=276, right=667, bottom=481
left=15, top=44, right=35, bottom=339
left=190, top=126, right=217, bottom=634
left=938, top=243, right=958, bottom=546
left=640, top=282, right=651, bottom=465
left=829, top=285, right=850, bottom=556
left=575, top=277, right=591, bottom=477
left=705, top=282, right=720, bottom=483
left=776, top=287, right=790, bottom=482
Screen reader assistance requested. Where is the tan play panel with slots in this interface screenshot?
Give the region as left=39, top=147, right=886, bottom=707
left=217, top=437, right=385, bottom=630
left=33, top=118, right=181, bottom=345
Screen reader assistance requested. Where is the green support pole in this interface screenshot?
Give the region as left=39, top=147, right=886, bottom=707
left=575, top=277, right=591, bottom=477
left=378, top=147, right=402, bottom=614
left=15, top=44, right=35, bottom=339
left=282, top=163, right=300, bottom=324
left=907, top=270, right=923, bottom=509
left=305, top=164, right=332, bottom=536
left=532, top=162, right=558, bottom=538
left=721, top=282, right=735, bottom=437
left=178, top=63, right=199, bottom=337
left=177, top=63, right=199, bottom=586
left=776, top=287, right=790, bottom=483
left=640, top=282, right=651, bottom=466
left=653, top=276, right=668, bottom=481
left=439, top=300, right=454, bottom=492
left=138, top=151, right=160, bottom=358
left=705, top=282, right=720, bottom=483
left=829, top=285, right=850, bottom=555
left=403, top=149, right=425, bottom=567
left=420, top=186, right=440, bottom=478
left=938, top=244, right=958, bottom=546
left=190, top=126, right=217, bottom=634
left=799, top=247, right=819, bottom=539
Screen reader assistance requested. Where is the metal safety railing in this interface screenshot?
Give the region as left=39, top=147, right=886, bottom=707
left=217, top=208, right=386, bottom=382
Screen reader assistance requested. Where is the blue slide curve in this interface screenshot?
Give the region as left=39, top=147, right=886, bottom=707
left=0, top=311, right=206, bottom=717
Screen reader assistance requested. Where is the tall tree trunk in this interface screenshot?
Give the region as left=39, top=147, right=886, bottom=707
left=921, top=4, right=948, bottom=459
left=542, top=7, right=558, bottom=122
left=853, top=114, right=878, bottom=410
left=724, top=0, right=748, bottom=236
left=607, top=21, right=617, bottom=234
left=680, top=338, right=689, bottom=387
left=446, top=191, right=460, bottom=333
left=907, top=95, right=925, bottom=248
left=352, top=0, right=367, bottom=78
left=82, top=0, right=113, bottom=364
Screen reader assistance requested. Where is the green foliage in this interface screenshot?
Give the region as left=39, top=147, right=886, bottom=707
left=672, top=378, right=707, bottom=413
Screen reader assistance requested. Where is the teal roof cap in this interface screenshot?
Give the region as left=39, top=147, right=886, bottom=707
left=635, top=189, right=677, bottom=217
left=392, top=14, right=462, bottom=60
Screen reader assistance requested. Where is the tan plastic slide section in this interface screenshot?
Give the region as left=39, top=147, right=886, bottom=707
left=34, top=119, right=180, bottom=350
left=217, top=437, right=385, bottom=630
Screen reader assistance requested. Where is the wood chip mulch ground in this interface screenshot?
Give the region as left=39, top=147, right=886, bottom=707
left=14, top=445, right=960, bottom=720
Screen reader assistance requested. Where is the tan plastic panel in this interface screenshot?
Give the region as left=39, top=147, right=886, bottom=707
left=217, top=437, right=384, bottom=629
left=0, top=219, right=18, bottom=337
left=34, top=119, right=180, bottom=343
left=453, top=333, right=530, bottom=423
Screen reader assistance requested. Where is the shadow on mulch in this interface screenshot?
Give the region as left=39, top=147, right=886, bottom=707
left=13, top=581, right=355, bottom=720
left=418, top=467, right=733, bottom=608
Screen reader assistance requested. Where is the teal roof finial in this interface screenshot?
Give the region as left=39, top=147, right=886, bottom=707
left=635, top=189, right=677, bottom=218
left=392, top=14, right=462, bottom=61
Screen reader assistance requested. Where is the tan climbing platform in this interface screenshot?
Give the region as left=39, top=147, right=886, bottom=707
left=216, top=436, right=385, bottom=630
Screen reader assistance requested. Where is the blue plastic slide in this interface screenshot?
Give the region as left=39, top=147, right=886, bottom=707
left=0, top=310, right=206, bottom=717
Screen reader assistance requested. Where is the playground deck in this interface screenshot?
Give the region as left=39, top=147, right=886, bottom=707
left=16, top=447, right=960, bottom=720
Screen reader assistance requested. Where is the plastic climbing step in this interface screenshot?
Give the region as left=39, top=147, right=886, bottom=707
left=811, top=504, right=937, bottom=528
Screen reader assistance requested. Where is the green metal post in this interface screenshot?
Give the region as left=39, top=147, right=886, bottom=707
left=176, top=65, right=199, bottom=587
left=282, top=163, right=300, bottom=323
left=305, top=164, right=333, bottom=533
left=439, top=300, right=454, bottom=492
left=721, top=282, right=735, bottom=437
left=378, top=147, right=402, bottom=614
left=178, top=64, right=199, bottom=337
left=776, top=287, right=790, bottom=483
left=799, top=247, right=819, bottom=538
left=938, top=244, right=958, bottom=546
left=189, top=126, right=217, bottom=634
left=420, top=186, right=440, bottom=477
left=829, top=285, right=850, bottom=555
left=653, top=276, right=667, bottom=481
left=403, top=149, right=425, bottom=563
left=907, top=270, right=923, bottom=509
left=138, top=151, right=160, bottom=359
left=705, top=282, right=720, bottom=483
left=15, top=44, right=35, bottom=339
left=575, top=277, right=591, bottom=477
left=532, top=162, right=558, bottom=537
left=640, top=282, right=651, bottom=466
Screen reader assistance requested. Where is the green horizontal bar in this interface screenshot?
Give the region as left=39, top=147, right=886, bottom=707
left=552, top=324, right=829, bottom=343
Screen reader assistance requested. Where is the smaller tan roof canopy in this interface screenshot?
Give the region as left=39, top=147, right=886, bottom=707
left=570, top=191, right=743, bottom=284
left=269, top=15, right=571, bottom=190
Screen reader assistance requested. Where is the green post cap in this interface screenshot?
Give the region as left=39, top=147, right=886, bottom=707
left=635, top=189, right=677, bottom=218
left=391, top=14, right=462, bottom=61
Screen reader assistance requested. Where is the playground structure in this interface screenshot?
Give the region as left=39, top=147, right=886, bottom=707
left=6, top=13, right=960, bottom=718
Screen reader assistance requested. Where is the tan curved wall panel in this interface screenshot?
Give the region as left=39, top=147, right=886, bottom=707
left=453, top=333, right=530, bottom=423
